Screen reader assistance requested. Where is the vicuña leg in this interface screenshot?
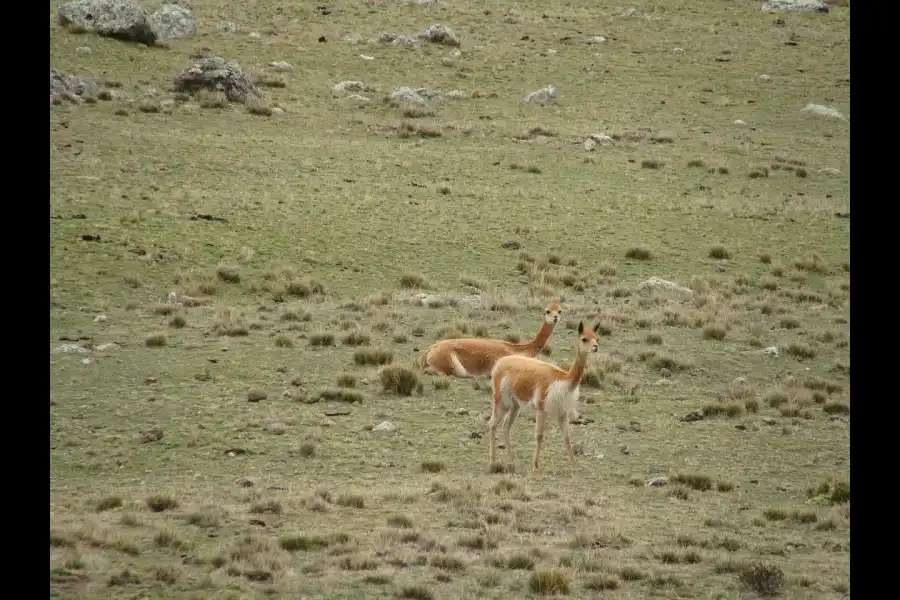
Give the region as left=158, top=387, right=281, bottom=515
left=532, top=409, right=547, bottom=472
left=503, top=400, right=520, bottom=464
left=487, top=392, right=508, bottom=465
left=558, top=411, right=576, bottom=464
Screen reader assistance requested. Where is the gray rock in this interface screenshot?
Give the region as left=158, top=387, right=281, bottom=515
left=390, top=86, right=427, bottom=104
left=446, top=89, right=468, bottom=99
left=332, top=80, right=374, bottom=95
left=174, top=57, right=261, bottom=102
left=801, top=103, right=845, bottom=120
left=268, top=61, right=293, bottom=71
left=50, top=69, right=101, bottom=103
left=57, top=0, right=157, bottom=45
left=645, top=476, right=669, bottom=487
left=149, top=3, right=196, bottom=40
left=373, top=420, right=396, bottom=432
left=524, top=85, right=557, bottom=103
left=762, top=0, right=828, bottom=12
left=419, top=24, right=460, bottom=46
left=75, top=46, right=92, bottom=54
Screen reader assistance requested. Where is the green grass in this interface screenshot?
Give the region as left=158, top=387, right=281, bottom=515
left=51, top=1, right=849, bottom=598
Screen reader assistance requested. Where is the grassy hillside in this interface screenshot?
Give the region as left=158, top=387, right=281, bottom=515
left=50, top=1, right=850, bottom=598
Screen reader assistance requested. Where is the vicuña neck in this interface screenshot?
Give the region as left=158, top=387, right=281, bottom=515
left=566, top=348, right=589, bottom=387
left=520, top=320, right=555, bottom=354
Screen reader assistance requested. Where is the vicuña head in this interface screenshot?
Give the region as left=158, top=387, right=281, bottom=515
left=419, top=300, right=563, bottom=379
left=488, top=321, right=600, bottom=472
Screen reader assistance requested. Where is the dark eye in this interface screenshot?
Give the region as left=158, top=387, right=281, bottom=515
left=545, top=310, right=550, bottom=314
left=581, top=338, right=587, bottom=343
left=558, top=311, right=562, bottom=315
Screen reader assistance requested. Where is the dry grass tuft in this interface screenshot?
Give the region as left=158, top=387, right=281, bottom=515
left=145, top=332, right=167, bottom=347
left=354, top=348, right=394, bottom=366
left=528, top=569, right=570, bottom=595
left=625, top=246, right=653, bottom=260
left=380, top=366, right=422, bottom=396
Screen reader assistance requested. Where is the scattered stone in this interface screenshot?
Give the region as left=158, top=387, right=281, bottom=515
left=446, top=89, right=468, bottom=99
left=236, top=477, right=254, bottom=487
left=762, top=0, right=828, bottom=12
left=174, top=57, right=262, bottom=102
left=342, top=33, right=361, bottom=44
left=324, top=408, right=352, bottom=417
left=140, top=427, right=164, bottom=443
left=247, top=388, right=267, bottom=402
left=149, top=2, right=196, bottom=40
left=524, top=85, right=557, bottom=103
left=629, top=421, right=642, bottom=432
left=57, top=0, right=158, bottom=45
left=818, top=167, right=842, bottom=176
left=759, top=74, right=772, bottom=82
left=419, top=24, right=460, bottom=46
left=583, top=133, right=614, bottom=151
left=570, top=414, right=594, bottom=425
left=659, top=368, right=673, bottom=378
left=81, top=358, right=92, bottom=365
left=800, top=103, right=845, bottom=120
left=456, top=408, right=469, bottom=416
left=359, top=54, right=375, bottom=61
left=637, top=277, right=693, bottom=295
left=763, top=346, right=780, bottom=357
left=762, top=417, right=778, bottom=425
left=735, top=424, right=747, bottom=430
left=373, top=420, right=396, bottom=432
left=734, top=119, right=747, bottom=126
left=268, top=61, right=293, bottom=71
left=572, top=441, right=585, bottom=456
left=345, top=94, right=371, bottom=103
left=76, top=46, right=92, bottom=54
left=621, top=445, right=631, bottom=455
left=53, top=342, right=90, bottom=354
left=500, top=240, right=521, bottom=250
left=673, top=47, right=684, bottom=55
left=321, top=418, right=336, bottom=427
left=266, top=421, right=287, bottom=435
left=587, top=36, right=607, bottom=44
left=50, top=69, right=101, bottom=103
left=249, top=519, right=266, bottom=527
left=681, top=411, right=704, bottom=423
left=332, top=80, right=375, bottom=96
left=145, top=377, right=158, bottom=384
left=271, top=107, right=284, bottom=115
left=96, top=343, right=118, bottom=351
left=645, top=476, right=669, bottom=487
left=248, top=32, right=261, bottom=39
left=225, top=447, right=246, bottom=456
left=93, top=314, right=108, bottom=323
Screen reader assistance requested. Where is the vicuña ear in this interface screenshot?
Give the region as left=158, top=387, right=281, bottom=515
left=593, top=323, right=601, bottom=334
left=577, top=321, right=584, bottom=334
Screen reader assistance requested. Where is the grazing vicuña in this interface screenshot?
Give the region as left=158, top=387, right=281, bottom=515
left=488, top=321, right=600, bottom=471
left=419, top=301, right=562, bottom=378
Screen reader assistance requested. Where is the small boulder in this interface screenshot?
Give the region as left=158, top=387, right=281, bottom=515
left=149, top=2, right=197, bottom=40
left=524, top=85, right=557, bottom=103
left=50, top=69, right=101, bottom=103
left=419, top=24, right=460, bottom=46
left=800, top=103, right=845, bottom=120
left=174, top=57, right=262, bottom=102
left=373, top=420, right=396, bottom=432
left=762, top=0, right=829, bottom=12
left=57, top=0, right=157, bottom=45
left=247, top=388, right=268, bottom=402
left=332, top=80, right=374, bottom=96
left=268, top=61, right=293, bottom=71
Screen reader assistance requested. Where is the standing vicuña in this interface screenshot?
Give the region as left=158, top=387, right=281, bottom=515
left=488, top=321, right=600, bottom=471
left=419, top=301, right=562, bottom=378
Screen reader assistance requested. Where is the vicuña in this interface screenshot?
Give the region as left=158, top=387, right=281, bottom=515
left=488, top=321, right=600, bottom=472
left=419, top=301, right=562, bottom=378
